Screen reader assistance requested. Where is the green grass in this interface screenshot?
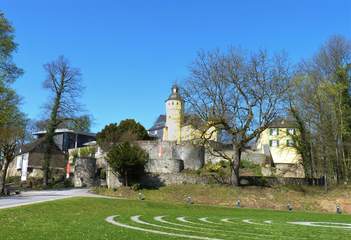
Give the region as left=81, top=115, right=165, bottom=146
left=0, top=197, right=351, bottom=239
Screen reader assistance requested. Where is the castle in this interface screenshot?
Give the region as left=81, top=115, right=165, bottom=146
left=148, top=85, right=218, bottom=143
left=147, top=85, right=305, bottom=178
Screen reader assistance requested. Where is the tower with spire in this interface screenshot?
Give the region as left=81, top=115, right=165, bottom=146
left=163, top=85, right=183, bottom=142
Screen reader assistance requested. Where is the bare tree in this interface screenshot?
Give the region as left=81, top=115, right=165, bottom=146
left=0, top=109, right=26, bottom=194
left=42, top=56, right=84, bottom=186
left=182, top=48, right=290, bottom=186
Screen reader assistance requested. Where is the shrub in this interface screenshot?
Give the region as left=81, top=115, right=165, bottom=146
left=107, top=142, right=148, bottom=186
left=240, top=159, right=262, bottom=176
left=79, top=146, right=96, bottom=158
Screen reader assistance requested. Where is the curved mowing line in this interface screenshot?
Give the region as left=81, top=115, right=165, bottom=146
left=105, top=215, right=223, bottom=240
left=130, top=215, right=206, bottom=234
left=177, top=216, right=198, bottom=224
left=242, top=219, right=265, bottom=225
left=155, top=216, right=205, bottom=229
left=155, top=216, right=275, bottom=239
left=199, top=217, right=221, bottom=225
left=221, top=218, right=236, bottom=223
left=213, top=218, right=309, bottom=240
left=288, top=221, right=351, bottom=229
left=178, top=216, right=274, bottom=235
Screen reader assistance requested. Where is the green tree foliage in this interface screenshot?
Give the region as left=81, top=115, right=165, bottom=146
left=0, top=108, right=26, bottom=194
left=290, top=35, right=351, bottom=187
left=107, top=142, right=148, bottom=186
left=0, top=12, right=23, bottom=85
left=0, top=11, right=26, bottom=194
left=97, top=119, right=149, bottom=152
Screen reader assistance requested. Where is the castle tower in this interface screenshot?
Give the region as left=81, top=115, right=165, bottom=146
left=163, top=85, right=183, bottom=143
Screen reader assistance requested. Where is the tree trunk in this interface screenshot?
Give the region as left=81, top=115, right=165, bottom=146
left=231, top=145, right=241, bottom=186
left=124, top=171, right=128, bottom=187
left=43, top=135, right=54, bottom=187
left=0, top=159, right=10, bottom=195
left=43, top=95, right=60, bottom=187
left=43, top=153, right=50, bottom=187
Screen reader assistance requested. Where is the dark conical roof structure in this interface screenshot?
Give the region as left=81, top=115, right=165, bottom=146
left=166, top=84, right=183, bottom=101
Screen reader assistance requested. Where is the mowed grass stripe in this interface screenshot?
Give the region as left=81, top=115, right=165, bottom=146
left=187, top=216, right=348, bottom=240
left=152, top=215, right=284, bottom=239
left=107, top=215, right=223, bottom=240
left=129, top=215, right=265, bottom=240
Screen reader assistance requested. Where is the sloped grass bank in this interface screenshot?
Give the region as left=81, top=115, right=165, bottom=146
left=94, top=184, right=351, bottom=213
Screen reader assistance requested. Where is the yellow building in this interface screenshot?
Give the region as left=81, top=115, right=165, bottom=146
left=148, top=85, right=218, bottom=143
left=163, top=85, right=183, bottom=142
left=256, top=117, right=305, bottom=177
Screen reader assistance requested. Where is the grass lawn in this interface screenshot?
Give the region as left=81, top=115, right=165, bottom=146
left=0, top=197, right=351, bottom=239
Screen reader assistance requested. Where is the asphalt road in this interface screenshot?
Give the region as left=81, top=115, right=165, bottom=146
left=0, top=188, right=95, bottom=209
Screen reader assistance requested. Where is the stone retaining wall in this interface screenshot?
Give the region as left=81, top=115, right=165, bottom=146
left=145, top=159, right=184, bottom=173
left=137, top=140, right=205, bottom=172
left=74, top=157, right=97, bottom=187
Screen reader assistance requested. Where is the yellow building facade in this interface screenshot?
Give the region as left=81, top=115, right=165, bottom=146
left=256, top=118, right=302, bottom=165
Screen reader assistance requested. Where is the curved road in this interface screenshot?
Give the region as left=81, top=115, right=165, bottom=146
left=0, top=188, right=98, bottom=209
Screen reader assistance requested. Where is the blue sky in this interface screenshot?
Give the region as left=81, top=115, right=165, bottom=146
left=1, top=0, right=351, bottom=133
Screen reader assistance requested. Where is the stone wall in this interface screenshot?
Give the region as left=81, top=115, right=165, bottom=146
left=105, top=140, right=206, bottom=189
left=205, top=149, right=266, bottom=165
left=145, top=159, right=184, bottom=173
left=176, top=144, right=205, bottom=170
left=74, top=157, right=97, bottom=187
left=106, top=166, right=321, bottom=189
left=106, top=166, right=123, bottom=189
left=140, top=173, right=210, bottom=188
left=137, top=140, right=205, bottom=172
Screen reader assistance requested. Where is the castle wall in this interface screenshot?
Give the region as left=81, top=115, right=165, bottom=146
left=175, top=143, right=205, bottom=170
left=145, top=159, right=184, bottom=173
left=137, top=140, right=205, bottom=172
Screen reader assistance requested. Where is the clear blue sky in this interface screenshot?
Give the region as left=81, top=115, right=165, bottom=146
left=1, top=0, right=351, bottom=133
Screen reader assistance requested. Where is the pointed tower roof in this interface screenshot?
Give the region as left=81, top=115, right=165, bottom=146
left=166, top=84, right=183, bottom=101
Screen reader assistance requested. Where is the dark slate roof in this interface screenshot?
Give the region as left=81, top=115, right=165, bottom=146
left=166, top=85, right=183, bottom=101
left=269, top=116, right=297, bottom=128
left=148, top=115, right=166, bottom=131
left=17, top=137, right=62, bottom=155
left=19, top=138, right=46, bottom=154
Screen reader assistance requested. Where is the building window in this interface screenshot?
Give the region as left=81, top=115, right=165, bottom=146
left=287, top=128, right=296, bottom=135
left=287, top=139, right=294, bottom=147
left=269, top=140, right=279, bottom=147
left=269, top=128, right=278, bottom=136
left=154, top=130, right=158, bottom=134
